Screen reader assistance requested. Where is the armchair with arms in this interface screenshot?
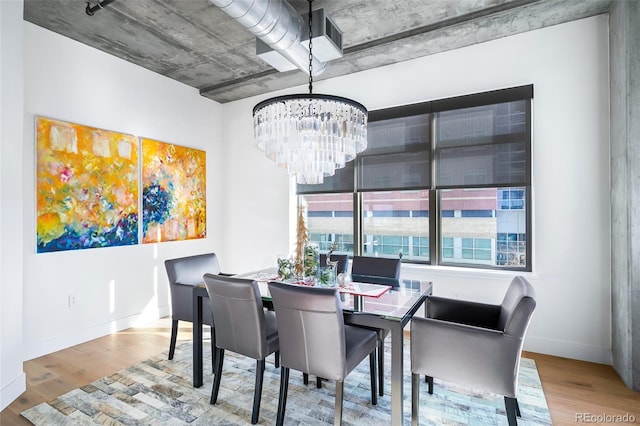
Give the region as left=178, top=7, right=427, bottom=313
left=410, top=276, right=536, bottom=426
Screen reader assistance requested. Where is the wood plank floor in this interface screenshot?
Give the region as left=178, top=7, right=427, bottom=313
left=2, top=319, right=639, bottom=425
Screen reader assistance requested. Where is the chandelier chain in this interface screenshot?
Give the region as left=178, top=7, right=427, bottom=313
left=308, top=0, right=313, bottom=94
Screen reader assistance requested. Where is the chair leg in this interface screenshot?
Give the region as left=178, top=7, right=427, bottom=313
left=377, top=338, right=384, bottom=396
left=504, top=396, right=518, bottom=426
left=303, top=373, right=309, bottom=385
left=334, top=380, right=344, bottom=426
left=251, top=359, right=265, bottom=424
left=276, top=367, right=290, bottom=426
left=210, top=348, right=224, bottom=405
left=168, top=320, right=178, bottom=360
left=210, top=326, right=216, bottom=371
left=515, top=398, right=521, bottom=417
left=274, top=351, right=280, bottom=368
left=411, top=373, right=420, bottom=426
left=369, top=351, right=377, bottom=405
left=316, top=377, right=323, bottom=388
left=426, top=375, right=433, bottom=394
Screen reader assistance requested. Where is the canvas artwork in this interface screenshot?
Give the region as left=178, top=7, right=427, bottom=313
left=36, top=117, right=139, bottom=253
left=141, top=138, right=206, bottom=243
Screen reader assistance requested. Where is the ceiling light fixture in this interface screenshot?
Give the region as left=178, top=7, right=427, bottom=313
left=252, top=0, right=367, bottom=185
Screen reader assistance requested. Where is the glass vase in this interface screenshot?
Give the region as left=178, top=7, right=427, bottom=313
left=303, top=241, right=319, bottom=279
left=317, top=264, right=337, bottom=287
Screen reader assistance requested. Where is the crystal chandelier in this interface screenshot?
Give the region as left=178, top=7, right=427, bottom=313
left=253, top=1, right=367, bottom=185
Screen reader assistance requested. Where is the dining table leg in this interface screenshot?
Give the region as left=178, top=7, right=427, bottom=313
left=390, top=321, right=404, bottom=426
left=192, top=290, right=203, bottom=387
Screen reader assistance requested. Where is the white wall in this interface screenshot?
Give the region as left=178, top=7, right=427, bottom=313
left=221, top=15, right=612, bottom=364
left=21, top=22, right=225, bottom=360
left=1, top=0, right=26, bottom=411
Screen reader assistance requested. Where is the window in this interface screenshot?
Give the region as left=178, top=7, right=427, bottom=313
left=498, top=188, right=525, bottom=210
left=298, top=85, right=532, bottom=271
left=300, top=193, right=354, bottom=255
left=440, top=187, right=527, bottom=267
left=462, top=238, right=492, bottom=261
left=442, top=237, right=454, bottom=258
left=362, top=190, right=429, bottom=261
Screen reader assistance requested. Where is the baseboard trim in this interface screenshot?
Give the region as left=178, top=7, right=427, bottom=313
left=1, top=371, right=26, bottom=411
left=523, top=335, right=612, bottom=365
left=24, top=305, right=171, bottom=361
left=403, top=328, right=613, bottom=365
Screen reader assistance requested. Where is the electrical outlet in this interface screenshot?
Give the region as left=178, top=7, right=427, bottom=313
left=68, top=294, right=78, bottom=307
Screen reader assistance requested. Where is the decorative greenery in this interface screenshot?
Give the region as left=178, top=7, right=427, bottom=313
left=303, top=242, right=319, bottom=278
left=318, top=265, right=336, bottom=287
left=277, top=257, right=294, bottom=280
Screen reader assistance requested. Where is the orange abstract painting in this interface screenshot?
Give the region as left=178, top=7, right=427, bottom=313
left=141, top=138, right=206, bottom=243
left=36, top=117, right=139, bottom=252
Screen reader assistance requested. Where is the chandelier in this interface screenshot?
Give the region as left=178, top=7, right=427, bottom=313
left=253, top=1, right=367, bottom=185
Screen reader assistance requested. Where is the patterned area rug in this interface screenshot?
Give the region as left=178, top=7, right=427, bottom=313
left=22, top=339, right=552, bottom=425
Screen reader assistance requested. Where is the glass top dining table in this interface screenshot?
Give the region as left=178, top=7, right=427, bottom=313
left=191, top=267, right=432, bottom=426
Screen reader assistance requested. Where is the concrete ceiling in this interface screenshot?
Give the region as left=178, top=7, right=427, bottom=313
left=23, top=0, right=611, bottom=104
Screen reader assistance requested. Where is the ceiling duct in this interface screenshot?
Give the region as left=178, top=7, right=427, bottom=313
left=300, top=8, right=343, bottom=62
left=209, top=0, right=326, bottom=76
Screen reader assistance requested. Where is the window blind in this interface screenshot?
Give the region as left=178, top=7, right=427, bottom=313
left=298, top=85, right=533, bottom=194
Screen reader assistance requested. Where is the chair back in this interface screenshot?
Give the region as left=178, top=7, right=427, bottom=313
left=203, top=274, right=270, bottom=360
left=498, top=276, right=537, bottom=338
left=351, top=256, right=401, bottom=287
left=268, top=282, right=347, bottom=381
left=320, top=253, right=349, bottom=274
left=165, top=253, right=220, bottom=324
left=166, top=253, right=221, bottom=286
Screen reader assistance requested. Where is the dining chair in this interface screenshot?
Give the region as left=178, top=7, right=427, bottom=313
left=305, top=250, right=348, bottom=389
left=320, top=253, right=349, bottom=274
left=350, top=255, right=401, bottom=396
left=164, top=252, right=231, bottom=361
left=268, top=281, right=377, bottom=426
left=203, top=273, right=279, bottom=424
left=410, top=276, right=536, bottom=426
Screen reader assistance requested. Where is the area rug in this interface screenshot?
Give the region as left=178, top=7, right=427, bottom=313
left=22, top=339, right=552, bottom=425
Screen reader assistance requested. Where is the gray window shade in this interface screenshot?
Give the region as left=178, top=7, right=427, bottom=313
left=359, top=151, right=430, bottom=191
left=297, top=161, right=354, bottom=194
left=367, top=114, right=430, bottom=150
left=435, top=100, right=530, bottom=188
left=358, top=113, right=431, bottom=191
left=298, top=85, right=532, bottom=194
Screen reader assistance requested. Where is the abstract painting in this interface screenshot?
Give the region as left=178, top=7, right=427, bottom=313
left=36, top=117, right=139, bottom=253
left=141, top=138, right=206, bottom=243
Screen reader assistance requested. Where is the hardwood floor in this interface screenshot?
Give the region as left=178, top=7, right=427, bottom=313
left=522, top=351, right=640, bottom=425
left=2, top=319, right=639, bottom=425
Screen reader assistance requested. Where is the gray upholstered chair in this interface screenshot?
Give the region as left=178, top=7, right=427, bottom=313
left=203, top=274, right=279, bottom=424
left=268, top=281, right=378, bottom=426
left=351, top=255, right=401, bottom=286
left=410, top=276, right=536, bottom=426
left=164, top=252, right=230, bottom=360
left=350, top=255, right=402, bottom=396
left=320, top=253, right=349, bottom=274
